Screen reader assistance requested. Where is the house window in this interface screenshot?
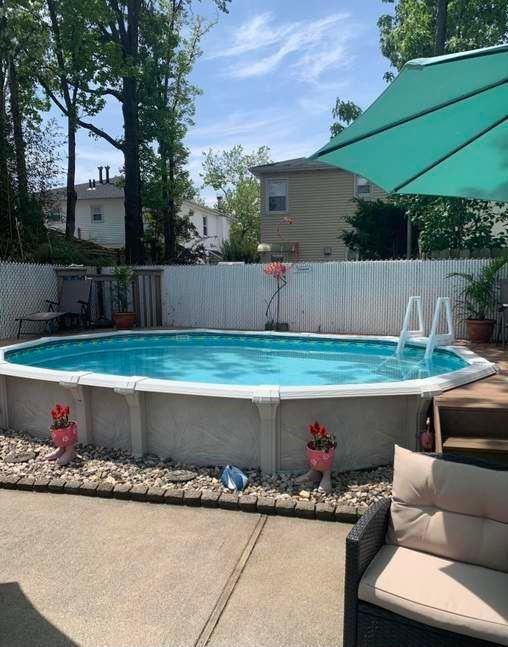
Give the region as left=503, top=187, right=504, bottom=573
left=354, top=175, right=371, bottom=197
left=91, top=205, right=103, bottom=223
left=267, top=180, right=288, bottom=213
left=202, top=216, right=208, bottom=236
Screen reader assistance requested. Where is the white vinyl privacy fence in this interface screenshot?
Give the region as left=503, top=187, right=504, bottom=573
left=0, top=262, right=58, bottom=339
left=1, top=259, right=507, bottom=340
left=163, top=259, right=508, bottom=339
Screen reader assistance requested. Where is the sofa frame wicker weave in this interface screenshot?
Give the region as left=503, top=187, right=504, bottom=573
left=344, top=453, right=508, bottom=647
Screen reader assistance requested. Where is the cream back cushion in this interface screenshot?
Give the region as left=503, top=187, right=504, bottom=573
left=387, top=446, right=508, bottom=572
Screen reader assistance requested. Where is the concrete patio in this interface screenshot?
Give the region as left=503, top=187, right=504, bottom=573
left=0, top=489, right=350, bottom=647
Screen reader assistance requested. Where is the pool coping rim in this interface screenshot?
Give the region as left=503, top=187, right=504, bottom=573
left=0, top=329, right=496, bottom=401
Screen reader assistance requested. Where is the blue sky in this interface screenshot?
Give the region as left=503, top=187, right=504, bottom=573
left=53, top=0, right=392, bottom=203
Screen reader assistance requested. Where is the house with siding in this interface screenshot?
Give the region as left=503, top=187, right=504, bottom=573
left=251, top=158, right=385, bottom=262
left=47, top=171, right=230, bottom=257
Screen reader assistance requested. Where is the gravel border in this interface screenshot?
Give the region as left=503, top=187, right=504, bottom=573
left=0, top=429, right=393, bottom=522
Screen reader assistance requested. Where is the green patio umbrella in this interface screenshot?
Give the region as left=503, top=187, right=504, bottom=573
left=311, top=44, right=508, bottom=202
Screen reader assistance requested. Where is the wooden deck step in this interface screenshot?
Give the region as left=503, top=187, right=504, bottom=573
left=438, top=408, right=508, bottom=437
left=443, top=436, right=508, bottom=454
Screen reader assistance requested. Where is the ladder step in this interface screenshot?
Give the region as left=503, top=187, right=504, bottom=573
left=443, top=436, right=508, bottom=453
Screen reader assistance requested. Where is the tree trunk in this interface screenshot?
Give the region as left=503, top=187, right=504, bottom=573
left=122, top=75, right=144, bottom=264
left=167, top=154, right=177, bottom=262
left=160, top=147, right=171, bottom=262
left=122, top=0, right=144, bottom=264
left=434, top=0, right=448, bottom=55
left=8, top=58, right=30, bottom=226
left=65, top=113, right=78, bottom=239
left=0, top=59, right=15, bottom=251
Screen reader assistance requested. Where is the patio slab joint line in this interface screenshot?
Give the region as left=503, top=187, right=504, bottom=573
left=193, top=514, right=267, bottom=647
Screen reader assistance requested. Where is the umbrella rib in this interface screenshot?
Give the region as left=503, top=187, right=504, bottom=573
left=393, top=113, right=508, bottom=193
left=315, top=77, right=508, bottom=158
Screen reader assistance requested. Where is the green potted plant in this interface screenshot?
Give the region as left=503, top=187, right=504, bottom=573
left=448, top=256, right=507, bottom=343
left=112, top=266, right=136, bottom=330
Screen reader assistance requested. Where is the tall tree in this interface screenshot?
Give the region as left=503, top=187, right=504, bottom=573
left=1, top=0, right=49, bottom=256
left=141, top=3, right=205, bottom=262
left=43, top=0, right=230, bottom=264
left=41, top=0, right=100, bottom=240
left=0, top=0, right=16, bottom=256
left=141, top=0, right=230, bottom=262
left=201, top=145, right=271, bottom=249
left=42, top=0, right=146, bottom=262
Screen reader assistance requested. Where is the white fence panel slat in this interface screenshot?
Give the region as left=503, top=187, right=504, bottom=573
left=162, top=259, right=508, bottom=339
left=0, top=262, right=58, bottom=339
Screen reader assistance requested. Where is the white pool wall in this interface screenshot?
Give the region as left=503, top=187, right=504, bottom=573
left=0, top=330, right=496, bottom=473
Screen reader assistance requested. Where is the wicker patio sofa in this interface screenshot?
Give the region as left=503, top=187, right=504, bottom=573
left=344, top=449, right=508, bottom=647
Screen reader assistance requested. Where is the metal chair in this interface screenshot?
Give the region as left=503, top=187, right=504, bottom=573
left=16, top=278, right=92, bottom=338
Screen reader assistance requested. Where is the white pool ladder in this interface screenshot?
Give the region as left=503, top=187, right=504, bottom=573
left=424, top=297, right=455, bottom=361
left=396, top=296, right=425, bottom=356
left=396, top=296, right=455, bottom=360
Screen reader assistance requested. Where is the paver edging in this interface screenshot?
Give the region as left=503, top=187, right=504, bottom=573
left=0, top=474, right=361, bottom=523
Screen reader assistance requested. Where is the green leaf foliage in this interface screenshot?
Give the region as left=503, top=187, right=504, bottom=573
left=379, top=0, right=508, bottom=77
left=201, top=145, right=271, bottom=247
left=341, top=198, right=410, bottom=259
left=330, top=98, right=362, bottom=137
left=448, top=255, right=508, bottom=320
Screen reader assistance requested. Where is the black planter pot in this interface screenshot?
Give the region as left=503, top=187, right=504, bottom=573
left=265, top=322, right=289, bottom=332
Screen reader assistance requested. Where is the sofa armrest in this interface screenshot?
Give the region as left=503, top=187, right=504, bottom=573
left=343, top=498, right=391, bottom=647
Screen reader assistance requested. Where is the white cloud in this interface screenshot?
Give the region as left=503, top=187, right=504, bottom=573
left=207, top=12, right=294, bottom=59
left=192, top=109, right=287, bottom=140
left=212, top=12, right=356, bottom=83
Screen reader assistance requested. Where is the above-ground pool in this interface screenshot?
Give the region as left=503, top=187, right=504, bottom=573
left=5, top=332, right=469, bottom=386
left=0, top=330, right=495, bottom=474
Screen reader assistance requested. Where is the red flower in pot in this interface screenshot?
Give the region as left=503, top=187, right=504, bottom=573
left=47, top=403, right=78, bottom=465
left=306, top=421, right=337, bottom=472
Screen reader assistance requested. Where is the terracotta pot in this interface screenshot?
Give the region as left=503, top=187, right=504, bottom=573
left=51, top=422, right=78, bottom=448
left=306, top=443, right=336, bottom=472
left=466, top=319, right=495, bottom=343
left=112, top=311, right=136, bottom=330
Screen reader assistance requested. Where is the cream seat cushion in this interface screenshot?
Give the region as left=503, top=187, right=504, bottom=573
left=359, top=544, right=508, bottom=645
left=387, top=445, right=508, bottom=572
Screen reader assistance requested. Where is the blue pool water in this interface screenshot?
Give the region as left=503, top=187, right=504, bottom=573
left=5, top=332, right=468, bottom=387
